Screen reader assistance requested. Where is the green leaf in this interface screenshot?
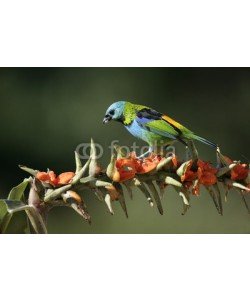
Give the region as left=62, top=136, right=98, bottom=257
left=0, top=200, right=29, bottom=233
left=0, top=213, right=13, bottom=233
left=25, top=207, right=48, bottom=233
left=0, top=201, right=8, bottom=225
left=2, top=200, right=30, bottom=213
left=0, top=200, right=47, bottom=234
left=8, top=179, right=30, bottom=201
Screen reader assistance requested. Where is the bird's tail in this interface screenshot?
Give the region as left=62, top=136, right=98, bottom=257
left=192, top=135, right=217, bottom=148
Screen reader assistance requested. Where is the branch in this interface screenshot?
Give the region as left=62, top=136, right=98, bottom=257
left=1, top=139, right=249, bottom=233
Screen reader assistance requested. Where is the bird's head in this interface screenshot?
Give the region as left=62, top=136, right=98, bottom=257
left=103, top=101, right=126, bottom=124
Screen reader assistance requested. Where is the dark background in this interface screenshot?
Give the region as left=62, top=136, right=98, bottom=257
left=0, top=68, right=249, bottom=233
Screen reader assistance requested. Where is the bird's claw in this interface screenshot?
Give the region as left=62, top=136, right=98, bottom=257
left=136, top=147, right=153, bottom=160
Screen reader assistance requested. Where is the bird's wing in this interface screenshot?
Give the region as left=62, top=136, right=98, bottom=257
left=135, top=108, right=188, bottom=145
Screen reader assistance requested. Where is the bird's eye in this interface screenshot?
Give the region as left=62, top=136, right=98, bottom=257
left=109, top=109, right=115, bottom=115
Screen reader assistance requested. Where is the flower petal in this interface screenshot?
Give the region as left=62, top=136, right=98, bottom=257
left=36, top=172, right=50, bottom=182
left=231, top=164, right=249, bottom=181
left=57, top=172, right=75, bottom=185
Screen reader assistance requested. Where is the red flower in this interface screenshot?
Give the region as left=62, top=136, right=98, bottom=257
left=219, top=153, right=249, bottom=181
left=110, top=152, right=180, bottom=182
left=181, top=160, right=217, bottom=196
left=197, top=160, right=217, bottom=186
left=231, top=164, right=249, bottom=181
left=133, top=153, right=163, bottom=174
left=36, top=171, right=75, bottom=187
left=181, top=161, right=197, bottom=182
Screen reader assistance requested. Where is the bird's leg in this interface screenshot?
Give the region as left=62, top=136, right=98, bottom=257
left=186, top=140, right=198, bottom=161
left=137, top=146, right=153, bottom=159
left=185, top=146, right=191, bottom=161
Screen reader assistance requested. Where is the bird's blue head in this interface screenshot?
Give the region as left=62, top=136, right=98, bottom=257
left=103, top=101, right=126, bottom=124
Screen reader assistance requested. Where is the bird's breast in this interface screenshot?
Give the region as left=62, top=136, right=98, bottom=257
left=124, top=120, right=168, bottom=145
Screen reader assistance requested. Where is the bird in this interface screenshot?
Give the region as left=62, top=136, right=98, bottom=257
left=103, top=101, right=216, bottom=157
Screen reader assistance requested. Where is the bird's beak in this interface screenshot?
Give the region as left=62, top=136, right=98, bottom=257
left=103, top=115, right=112, bottom=124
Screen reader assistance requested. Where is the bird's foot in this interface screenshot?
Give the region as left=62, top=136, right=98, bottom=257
left=137, top=147, right=153, bottom=160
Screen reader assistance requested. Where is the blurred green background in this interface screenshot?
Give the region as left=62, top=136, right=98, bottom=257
left=0, top=68, right=249, bottom=233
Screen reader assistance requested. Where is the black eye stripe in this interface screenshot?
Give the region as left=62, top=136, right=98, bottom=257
left=109, top=109, right=115, bottom=115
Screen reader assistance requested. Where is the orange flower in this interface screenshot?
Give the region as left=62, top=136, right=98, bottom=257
left=134, top=153, right=178, bottom=174
left=57, top=172, right=75, bottom=184
left=111, top=152, right=180, bottom=182
left=134, top=153, right=162, bottom=174
left=231, top=164, right=249, bottom=181
left=36, top=170, right=75, bottom=187
left=111, top=152, right=171, bottom=182
left=115, top=158, right=136, bottom=182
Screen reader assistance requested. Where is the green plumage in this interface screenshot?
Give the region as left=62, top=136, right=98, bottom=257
left=123, top=102, right=146, bottom=125
left=103, top=101, right=216, bottom=151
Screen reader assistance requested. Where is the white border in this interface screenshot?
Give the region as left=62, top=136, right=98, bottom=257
left=1, top=235, right=249, bottom=300
left=0, top=1, right=249, bottom=299
left=0, top=0, right=250, bottom=67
